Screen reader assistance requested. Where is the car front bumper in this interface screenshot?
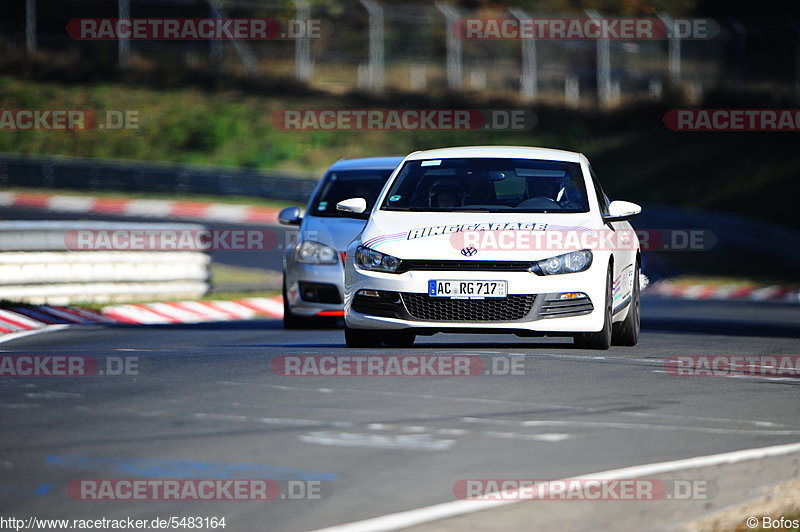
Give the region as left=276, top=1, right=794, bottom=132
left=344, top=263, right=613, bottom=333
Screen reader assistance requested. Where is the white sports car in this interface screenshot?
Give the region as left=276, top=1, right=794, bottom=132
left=338, top=146, right=642, bottom=349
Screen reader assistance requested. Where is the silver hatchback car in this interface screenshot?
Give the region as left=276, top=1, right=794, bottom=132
left=279, top=157, right=403, bottom=328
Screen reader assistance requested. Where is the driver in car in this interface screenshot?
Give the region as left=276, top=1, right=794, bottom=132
left=428, top=178, right=466, bottom=208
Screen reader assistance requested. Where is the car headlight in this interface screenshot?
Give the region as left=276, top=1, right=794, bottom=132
left=531, top=250, right=593, bottom=275
left=296, top=241, right=338, bottom=264
left=355, top=245, right=401, bottom=273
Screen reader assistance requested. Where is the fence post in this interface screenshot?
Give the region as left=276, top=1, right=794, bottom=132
left=25, top=0, right=37, bottom=55
left=509, top=7, right=537, bottom=101
left=659, top=14, right=681, bottom=82
left=208, top=0, right=258, bottom=74
left=118, top=0, right=131, bottom=67
left=435, top=3, right=462, bottom=91
left=586, top=9, right=610, bottom=106
left=293, top=0, right=313, bottom=81
left=359, top=0, right=385, bottom=91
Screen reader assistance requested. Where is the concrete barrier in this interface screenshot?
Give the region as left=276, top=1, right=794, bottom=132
left=0, top=221, right=210, bottom=304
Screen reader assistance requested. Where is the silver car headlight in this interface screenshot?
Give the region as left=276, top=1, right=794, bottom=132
left=296, top=241, right=338, bottom=264
left=532, top=250, right=593, bottom=275
left=355, top=245, right=401, bottom=273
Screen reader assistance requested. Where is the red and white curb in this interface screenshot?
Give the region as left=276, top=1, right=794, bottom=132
left=101, top=297, right=283, bottom=324
left=648, top=280, right=800, bottom=302
left=0, top=192, right=280, bottom=224
left=0, top=297, right=284, bottom=335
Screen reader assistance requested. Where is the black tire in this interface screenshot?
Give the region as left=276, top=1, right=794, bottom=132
left=573, top=265, right=612, bottom=350
left=612, top=265, right=640, bottom=346
left=282, top=281, right=311, bottom=330
left=344, top=325, right=382, bottom=348
left=382, top=331, right=416, bottom=348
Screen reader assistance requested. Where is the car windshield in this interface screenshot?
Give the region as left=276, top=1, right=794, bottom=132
left=381, top=157, right=589, bottom=213
left=310, top=169, right=394, bottom=216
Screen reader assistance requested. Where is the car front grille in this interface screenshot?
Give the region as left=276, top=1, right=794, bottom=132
left=395, top=260, right=532, bottom=274
left=400, top=293, right=535, bottom=322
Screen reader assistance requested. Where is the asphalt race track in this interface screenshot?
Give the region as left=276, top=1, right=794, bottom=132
left=1, top=296, right=799, bottom=531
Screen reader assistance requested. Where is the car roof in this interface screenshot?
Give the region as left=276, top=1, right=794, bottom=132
left=404, top=146, right=583, bottom=163
left=327, top=156, right=405, bottom=171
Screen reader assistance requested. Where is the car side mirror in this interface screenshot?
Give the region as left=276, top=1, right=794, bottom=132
left=336, top=198, right=370, bottom=220
left=603, top=200, right=641, bottom=222
left=278, top=206, right=303, bottom=226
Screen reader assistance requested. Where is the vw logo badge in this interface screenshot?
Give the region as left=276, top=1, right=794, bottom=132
left=461, top=246, right=478, bottom=257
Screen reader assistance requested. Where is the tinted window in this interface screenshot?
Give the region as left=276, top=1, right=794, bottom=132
left=381, top=158, right=589, bottom=213
left=310, top=169, right=394, bottom=216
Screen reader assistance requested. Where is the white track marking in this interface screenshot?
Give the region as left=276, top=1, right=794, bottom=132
left=298, top=431, right=456, bottom=451
left=0, top=324, right=69, bottom=346
left=307, top=441, right=800, bottom=532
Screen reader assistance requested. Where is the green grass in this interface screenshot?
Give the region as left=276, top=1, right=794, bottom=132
left=2, top=75, right=800, bottom=229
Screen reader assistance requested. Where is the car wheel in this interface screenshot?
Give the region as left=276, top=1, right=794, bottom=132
left=382, top=331, right=416, bottom=348
left=344, top=325, right=382, bottom=348
left=612, top=265, right=640, bottom=346
left=282, top=281, right=310, bottom=330
left=574, top=265, right=612, bottom=350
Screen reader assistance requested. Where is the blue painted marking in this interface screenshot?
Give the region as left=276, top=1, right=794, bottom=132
left=35, top=483, right=54, bottom=496
left=46, top=455, right=336, bottom=481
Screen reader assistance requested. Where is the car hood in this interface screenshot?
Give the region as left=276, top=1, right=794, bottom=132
left=360, top=211, right=603, bottom=261
left=301, top=215, right=367, bottom=252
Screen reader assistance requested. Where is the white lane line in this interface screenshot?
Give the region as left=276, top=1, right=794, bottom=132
left=239, top=382, right=799, bottom=431
left=461, top=417, right=800, bottom=436
left=0, top=325, right=70, bottom=346
left=306, top=441, right=800, bottom=532
left=298, top=431, right=456, bottom=451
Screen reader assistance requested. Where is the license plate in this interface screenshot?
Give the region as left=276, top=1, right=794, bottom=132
left=428, top=280, right=507, bottom=299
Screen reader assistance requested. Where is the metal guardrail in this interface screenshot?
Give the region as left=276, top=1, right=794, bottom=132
left=0, top=153, right=318, bottom=203
left=0, top=221, right=211, bottom=304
